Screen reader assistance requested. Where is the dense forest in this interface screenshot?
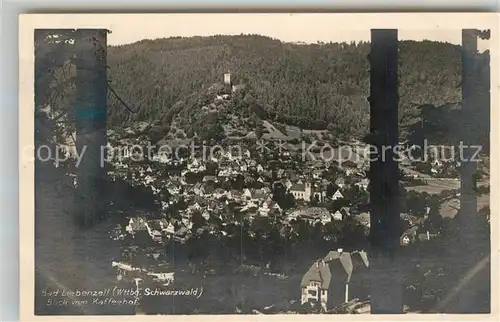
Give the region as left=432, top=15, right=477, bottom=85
left=106, top=34, right=465, bottom=139
left=35, top=33, right=490, bottom=144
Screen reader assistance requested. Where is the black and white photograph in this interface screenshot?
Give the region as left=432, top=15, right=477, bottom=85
left=20, top=13, right=497, bottom=317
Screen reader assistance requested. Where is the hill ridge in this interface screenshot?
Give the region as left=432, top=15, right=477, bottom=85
left=106, top=35, right=464, bottom=139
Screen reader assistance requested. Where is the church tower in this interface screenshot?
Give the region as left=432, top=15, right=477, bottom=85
left=304, top=182, right=313, bottom=202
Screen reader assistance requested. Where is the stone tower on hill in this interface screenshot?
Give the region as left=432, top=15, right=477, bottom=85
left=224, top=70, right=231, bottom=85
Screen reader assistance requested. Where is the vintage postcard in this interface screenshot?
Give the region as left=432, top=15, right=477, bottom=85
left=19, top=13, right=499, bottom=320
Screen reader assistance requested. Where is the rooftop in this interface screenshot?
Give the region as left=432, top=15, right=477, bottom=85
left=300, top=260, right=331, bottom=289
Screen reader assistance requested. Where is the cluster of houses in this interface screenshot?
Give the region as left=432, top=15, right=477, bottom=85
left=104, top=79, right=441, bottom=311
left=106, top=129, right=373, bottom=245
left=399, top=210, right=440, bottom=246
left=104, top=123, right=380, bottom=309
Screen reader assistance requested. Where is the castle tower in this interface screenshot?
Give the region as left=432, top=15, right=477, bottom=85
left=224, top=70, right=231, bottom=85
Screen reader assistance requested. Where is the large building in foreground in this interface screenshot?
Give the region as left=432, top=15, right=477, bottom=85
left=300, top=249, right=370, bottom=311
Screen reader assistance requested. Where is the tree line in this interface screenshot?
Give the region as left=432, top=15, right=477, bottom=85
left=35, top=33, right=489, bottom=146
left=106, top=35, right=465, bottom=139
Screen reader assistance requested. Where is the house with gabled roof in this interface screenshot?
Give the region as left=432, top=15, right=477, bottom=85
left=301, top=249, right=370, bottom=311
left=300, top=259, right=331, bottom=311
left=332, top=207, right=350, bottom=221
left=126, top=217, right=148, bottom=234
left=332, top=210, right=343, bottom=221
left=192, top=202, right=202, bottom=211
left=270, top=201, right=282, bottom=213
left=331, top=190, right=344, bottom=201
left=239, top=188, right=250, bottom=200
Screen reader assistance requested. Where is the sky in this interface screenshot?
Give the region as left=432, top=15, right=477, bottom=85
left=102, top=13, right=490, bottom=51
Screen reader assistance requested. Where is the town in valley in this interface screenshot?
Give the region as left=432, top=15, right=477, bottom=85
left=34, top=28, right=491, bottom=315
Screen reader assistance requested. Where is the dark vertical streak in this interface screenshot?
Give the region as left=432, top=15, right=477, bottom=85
left=459, top=30, right=479, bottom=248
left=368, top=29, right=403, bottom=314
left=74, top=29, right=108, bottom=228
left=445, top=29, right=491, bottom=314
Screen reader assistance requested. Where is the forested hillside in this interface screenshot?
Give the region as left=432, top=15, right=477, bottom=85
left=107, top=35, right=463, bottom=139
